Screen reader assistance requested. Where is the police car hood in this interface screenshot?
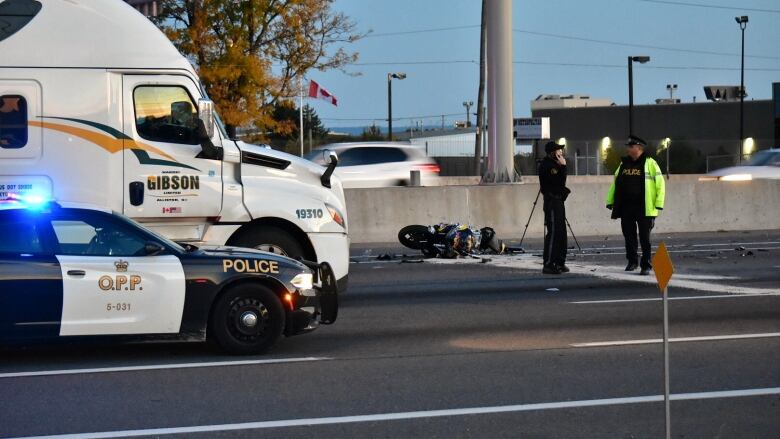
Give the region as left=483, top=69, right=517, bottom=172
left=194, top=245, right=309, bottom=270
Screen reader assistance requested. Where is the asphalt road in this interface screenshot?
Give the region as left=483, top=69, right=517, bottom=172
left=1, top=230, right=779, bottom=438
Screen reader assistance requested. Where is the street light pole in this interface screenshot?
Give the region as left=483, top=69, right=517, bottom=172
left=628, top=56, right=650, bottom=137
left=463, top=101, right=473, bottom=127
left=666, top=84, right=678, bottom=100
left=387, top=72, right=407, bottom=141
left=736, top=16, right=748, bottom=164
left=387, top=74, right=393, bottom=141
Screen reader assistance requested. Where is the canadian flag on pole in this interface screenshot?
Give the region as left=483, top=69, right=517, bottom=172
left=308, top=80, right=338, bottom=106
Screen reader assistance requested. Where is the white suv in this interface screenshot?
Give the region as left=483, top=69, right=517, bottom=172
left=306, top=142, right=440, bottom=188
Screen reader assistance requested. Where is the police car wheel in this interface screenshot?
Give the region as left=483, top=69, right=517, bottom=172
left=233, top=226, right=304, bottom=259
left=209, top=284, right=285, bottom=355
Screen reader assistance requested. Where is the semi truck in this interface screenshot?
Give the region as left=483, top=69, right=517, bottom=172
left=0, top=0, right=350, bottom=290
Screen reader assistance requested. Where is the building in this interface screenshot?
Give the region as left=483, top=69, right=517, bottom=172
left=530, top=94, right=614, bottom=111
left=531, top=95, right=775, bottom=173
left=125, top=0, right=158, bottom=17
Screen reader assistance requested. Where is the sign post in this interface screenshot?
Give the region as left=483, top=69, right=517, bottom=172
left=652, top=241, right=674, bottom=439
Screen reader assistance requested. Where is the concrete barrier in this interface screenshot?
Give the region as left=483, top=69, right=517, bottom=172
left=344, top=176, right=780, bottom=243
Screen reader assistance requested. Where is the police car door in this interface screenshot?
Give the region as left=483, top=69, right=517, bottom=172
left=0, top=208, right=62, bottom=341
left=48, top=209, right=186, bottom=336
left=122, top=75, right=222, bottom=222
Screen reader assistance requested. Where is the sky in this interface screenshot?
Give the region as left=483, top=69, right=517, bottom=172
left=306, top=0, right=780, bottom=130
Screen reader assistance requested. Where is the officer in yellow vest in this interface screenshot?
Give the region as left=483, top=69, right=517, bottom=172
left=605, top=136, right=665, bottom=275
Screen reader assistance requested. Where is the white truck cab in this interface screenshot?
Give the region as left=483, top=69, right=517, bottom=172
left=0, top=0, right=349, bottom=289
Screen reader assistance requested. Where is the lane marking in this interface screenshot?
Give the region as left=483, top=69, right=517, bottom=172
left=11, top=387, right=780, bottom=438
left=350, top=245, right=780, bottom=261
left=573, top=246, right=780, bottom=257
left=0, top=357, right=329, bottom=379
left=691, top=241, right=780, bottom=247
left=428, top=256, right=780, bottom=296
left=571, top=332, right=780, bottom=347
left=570, top=293, right=778, bottom=304
left=565, top=241, right=780, bottom=252
left=350, top=241, right=780, bottom=260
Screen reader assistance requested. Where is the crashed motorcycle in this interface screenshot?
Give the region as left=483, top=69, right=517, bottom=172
left=398, top=223, right=516, bottom=258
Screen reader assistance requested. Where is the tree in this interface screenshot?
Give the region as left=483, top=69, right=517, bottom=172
left=360, top=123, right=383, bottom=141
left=153, top=0, right=362, bottom=136
left=260, top=102, right=328, bottom=154
left=269, top=103, right=327, bottom=138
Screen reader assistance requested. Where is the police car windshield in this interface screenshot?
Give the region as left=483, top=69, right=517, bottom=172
left=112, top=211, right=186, bottom=253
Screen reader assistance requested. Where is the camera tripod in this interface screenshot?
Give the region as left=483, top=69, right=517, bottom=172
left=518, top=189, right=582, bottom=252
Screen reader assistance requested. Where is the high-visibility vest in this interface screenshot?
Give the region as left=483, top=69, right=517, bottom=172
left=606, top=157, right=666, bottom=217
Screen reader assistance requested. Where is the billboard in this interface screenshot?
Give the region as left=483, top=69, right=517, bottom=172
left=513, top=117, right=550, bottom=140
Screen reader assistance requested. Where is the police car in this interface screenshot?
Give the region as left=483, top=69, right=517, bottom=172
left=0, top=197, right=338, bottom=355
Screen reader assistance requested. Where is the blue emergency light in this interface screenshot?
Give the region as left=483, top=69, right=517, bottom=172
left=0, top=193, right=55, bottom=211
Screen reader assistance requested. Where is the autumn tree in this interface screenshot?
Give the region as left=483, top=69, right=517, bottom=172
left=153, top=0, right=362, bottom=136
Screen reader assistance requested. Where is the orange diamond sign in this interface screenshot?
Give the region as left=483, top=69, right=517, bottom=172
left=652, top=241, right=674, bottom=292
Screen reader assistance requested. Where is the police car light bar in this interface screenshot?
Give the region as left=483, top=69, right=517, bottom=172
left=0, top=193, right=56, bottom=210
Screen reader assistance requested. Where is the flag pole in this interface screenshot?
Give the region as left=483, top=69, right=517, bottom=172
left=299, top=77, right=305, bottom=157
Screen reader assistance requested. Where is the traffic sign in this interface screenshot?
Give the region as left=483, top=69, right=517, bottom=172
left=652, top=241, right=674, bottom=292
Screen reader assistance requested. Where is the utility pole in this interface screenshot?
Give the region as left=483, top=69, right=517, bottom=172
left=474, top=0, right=487, bottom=176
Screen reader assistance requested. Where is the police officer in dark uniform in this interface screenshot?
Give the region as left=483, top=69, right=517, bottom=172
left=539, top=141, right=570, bottom=274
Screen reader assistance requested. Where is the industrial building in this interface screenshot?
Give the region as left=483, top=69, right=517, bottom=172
left=530, top=84, right=779, bottom=173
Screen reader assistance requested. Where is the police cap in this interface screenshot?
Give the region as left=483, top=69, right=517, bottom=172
left=625, top=135, right=647, bottom=147
left=544, top=141, right=564, bottom=154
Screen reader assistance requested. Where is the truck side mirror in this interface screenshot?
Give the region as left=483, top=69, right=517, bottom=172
left=324, top=149, right=338, bottom=166
left=320, top=149, right=338, bottom=188
left=197, top=98, right=215, bottom=138
left=225, top=124, right=237, bottom=140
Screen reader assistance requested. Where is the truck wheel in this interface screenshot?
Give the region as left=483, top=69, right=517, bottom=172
left=209, top=284, right=285, bottom=355
left=234, top=226, right=304, bottom=259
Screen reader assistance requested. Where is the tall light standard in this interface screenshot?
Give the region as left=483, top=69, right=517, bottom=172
left=387, top=72, right=406, bottom=140
left=666, top=84, right=678, bottom=100
left=628, top=56, right=650, bottom=136
left=463, top=101, right=473, bottom=127
left=735, top=15, right=748, bottom=163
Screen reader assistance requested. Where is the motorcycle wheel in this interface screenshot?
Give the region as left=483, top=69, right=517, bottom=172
left=398, top=225, right=432, bottom=250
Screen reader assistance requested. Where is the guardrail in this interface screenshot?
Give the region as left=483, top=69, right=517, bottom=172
left=345, top=176, right=780, bottom=243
